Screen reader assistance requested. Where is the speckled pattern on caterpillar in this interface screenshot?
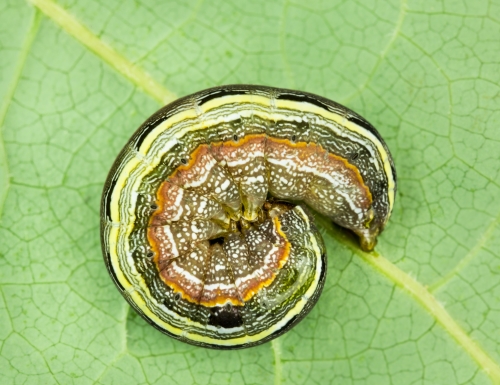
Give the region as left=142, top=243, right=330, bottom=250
left=100, top=85, right=396, bottom=349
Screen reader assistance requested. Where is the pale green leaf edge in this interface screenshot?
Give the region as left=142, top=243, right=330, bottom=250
left=9, top=0, right=499, bottom=384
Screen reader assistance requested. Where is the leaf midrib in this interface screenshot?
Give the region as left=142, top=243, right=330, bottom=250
left=317, top=217, right=500, bottom=384
left=28, top=0, right=177, bottom=105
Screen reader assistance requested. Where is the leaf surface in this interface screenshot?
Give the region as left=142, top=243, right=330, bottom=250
left=1, top=0, right=499, bottom=384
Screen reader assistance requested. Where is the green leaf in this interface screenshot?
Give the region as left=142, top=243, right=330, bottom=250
left=1, top=0, right=499, bottom=384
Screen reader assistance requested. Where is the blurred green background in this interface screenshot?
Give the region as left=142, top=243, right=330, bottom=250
left=1, top=0, right=499, bottom=384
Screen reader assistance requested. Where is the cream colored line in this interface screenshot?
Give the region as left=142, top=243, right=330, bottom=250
left=429, top=214, right=499, bottom=293
left=317, top=217, right=500, bottom=384
left=272, top=339, right=283, bottom=385
left=0, top=11, right=42, bottom=218
left=28, top=0, right=176, bottom=105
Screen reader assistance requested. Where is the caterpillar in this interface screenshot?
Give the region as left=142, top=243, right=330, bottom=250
left=100, top=85, right=396, bottom=349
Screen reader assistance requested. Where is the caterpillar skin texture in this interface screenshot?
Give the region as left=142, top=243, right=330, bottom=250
left=100, top=85, right=396, bottom=349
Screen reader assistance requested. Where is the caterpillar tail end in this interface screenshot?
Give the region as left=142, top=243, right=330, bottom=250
left=359, top=234, right=377, bottom=252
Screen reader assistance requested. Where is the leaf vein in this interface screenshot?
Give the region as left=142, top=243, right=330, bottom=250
left=28, top=0, right=177, bottom=105
left=342, top=0, right=408, bottom=104
left=0, top=10, right=41, bottom=220
left=271, top=338, right=283, bottom=385
left=318, top=216, right=500, bottom=384
left=429, top=211, right=500, bottom=292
